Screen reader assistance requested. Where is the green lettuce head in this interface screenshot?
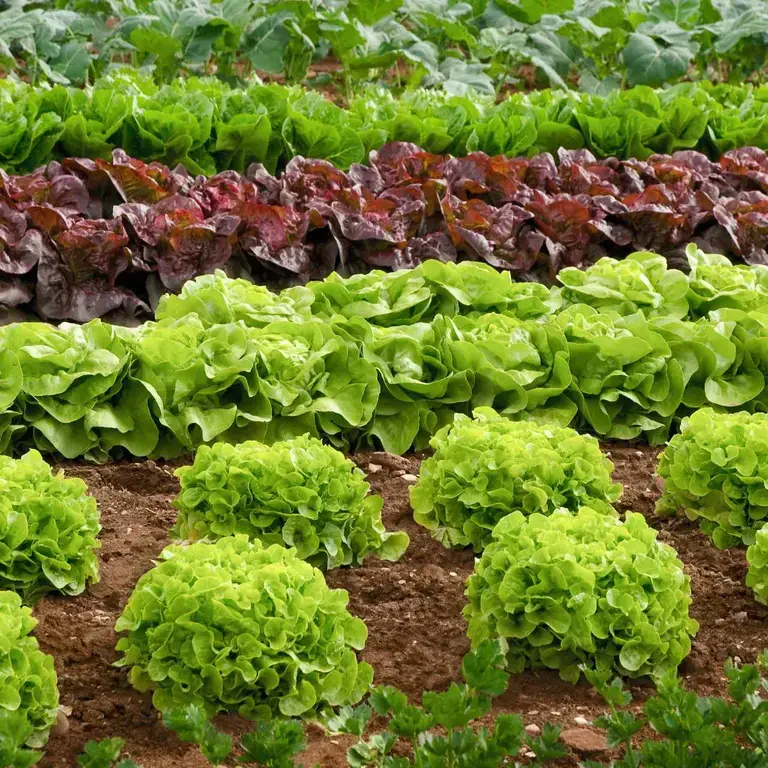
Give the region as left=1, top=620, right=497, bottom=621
left=747, top=522, right=768, bottom=605
left=411, top=408, right=621, bottom=551
left=0, top=591, right=59, bottom=763
left=307, top=260, right=559, bottom=327
left=464, top=507, right=698, bottom=683
left=115, top=535, right=373, bottom=718
left=132, top=317, right=267, bottom=457
left=156, top=270, right=313, bottom=328
left=558, top=251, right=689, bottom=319
left=250, top=319, right=379, bottom=444
left=172, top=436, right=409, bottom=569
left=438, top=313, right=576, bottom=426
left=686, top=245, right=768, bottom=318
left=553, top=305, right=683, bottom=442
left=0, top=321, right=155, bottom=461
left=656, top=408, right=768, bottom=547
left=0, top=450, right=100, bottom=603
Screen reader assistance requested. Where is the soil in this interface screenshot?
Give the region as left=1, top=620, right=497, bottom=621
left=34, top=444, right=768, bottom=768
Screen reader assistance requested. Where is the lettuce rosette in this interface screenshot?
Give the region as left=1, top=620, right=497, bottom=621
left=0, top=321, right=156, bottom=461
left=651, top=309, right=767, bottom=412
left=686, top=245, right=768, bottom=318
left=438, top=313, right=576, bottom=426
left=348, top=319, right=473, bottom=454
left=131, top=317, right=266, bottom=457
left=464, top=508, right=698, bottom=683
left=173, top=436, right=408, bottom=569
left=249, top=319, right=379, bottom=444
left=657, top=408, right=768, bottom=547
left=558, top=251, right=689, bottom=319
left=411, top=409, right=621, bottom=551
left=115, top=535, right=372, bottom=718
left=307, top=260, right=559, bottom=327
left=552, top=305, right=683, bottom=441
left=156, top=270, right=314, bottom=328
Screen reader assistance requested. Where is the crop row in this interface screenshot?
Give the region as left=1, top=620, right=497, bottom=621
left=9, top=0, right=768, bottom=93
left=7, top=142, right=768, bottom=322
left=6, top=402, right=768, bottom=766
left=4, top=75, right=768, bottom=176
left=0, top=250, right=767, bottom=462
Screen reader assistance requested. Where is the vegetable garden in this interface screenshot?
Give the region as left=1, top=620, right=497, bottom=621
left=3, top=1, right=768, bottom=767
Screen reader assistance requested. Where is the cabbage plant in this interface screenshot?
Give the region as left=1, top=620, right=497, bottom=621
left=115, top=535, right=373, bottom=718
left=558, top=251, right=689, bottom=319
left=747, top=523, right=768, bottom=606
left=0, top=590, right=59, bottom=763
left=657, top=408, right=768, bottom=547
left=410, top=408, right=621, bottom=551
left=172, top=436, right=408, bottom=569
left=0, top=450, right=100, bottom=602
left=464, top=507, right=698, bottom=683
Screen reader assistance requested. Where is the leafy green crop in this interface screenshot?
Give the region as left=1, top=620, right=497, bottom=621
left=0, top=591, right=59, bottom=766
left=0, top=321, right=155, bottom=462
left=172, top=436, right=408, bottom=568
left=308, top=261, right=559, bottom=327
left=4, top=73, right=768, bottom=174
left=465, top=507, right=698, bottom=683
left=115, top=535, right=373, bottom=718
left=686, top=245, right=768, bottom=318
left=657, top=408, right=768, bottom=547
left=747, top=523, right=768, bottom=606
left=558, top=251, right=689, bottom=319
left=411, top=408, right=621, bottom=551
left=0, top=450, right=100, bottom=603
left=155, top=271, right=314, bottom=329
left=552, top=305, right=684, bottom=442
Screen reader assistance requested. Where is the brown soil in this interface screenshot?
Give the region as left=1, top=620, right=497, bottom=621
left=35, top=444, right=768, bottom=768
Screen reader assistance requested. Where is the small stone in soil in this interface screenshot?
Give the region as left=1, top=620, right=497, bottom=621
left=401, top=473, right=418, bottom=483
left=734, top=611, right=748, bottom=622
left=574, top=715, right=590, bottom=726
left=367, top=463, right=382, bottom=473
left=524, top=724, right=541, bottom=736
left=561, top=728, right=608, bottom=754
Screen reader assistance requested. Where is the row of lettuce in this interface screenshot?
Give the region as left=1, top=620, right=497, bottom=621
left=6, top=399, right=768, bottom=764
left=1, top=249, right=767, bottom=462
left=7, top=142, right=768, bottom=324
left=5, top=74, right=768, bottom=175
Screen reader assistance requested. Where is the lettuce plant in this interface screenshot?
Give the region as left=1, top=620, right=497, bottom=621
left=307, top=261, right=558, bottom=327
left=651, top=308, right=768, bottom=412
left=747, top=523, right=768, bottom=606
left=410, top=408, right=621, bottom=551
left=249, top=319, right=379, bottom=445
left=155, top=270, right=313, bottom=328
left=686, top=245, right=768, bottom=318
left=0, top=450, right=100, bottom=602
left=131, top=317, right=265, bottom=458
left=438, top=313, right=576, bottom=426
left=464, top=507, right=698, bottom=683
left=657, top=409, right=768, bottom=547
left=0, top=590, right=59, bottom=764
left=172, top=436, right=409, bottom=569
left=552, top=305, right=683, bottom=442
left=115, top=535, right=373, bottom=718
left=558, top=251, right=689, bottom=319
left=0, top=321, right=155, bottom=461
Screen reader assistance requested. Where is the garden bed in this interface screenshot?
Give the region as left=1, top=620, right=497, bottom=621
left=35, top=444, right=768, bottom=768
